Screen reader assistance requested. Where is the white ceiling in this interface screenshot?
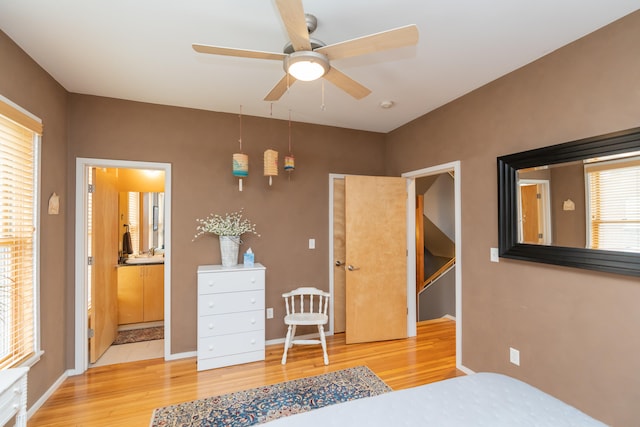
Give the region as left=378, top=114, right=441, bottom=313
left=1, top=1, right=639, bottom=133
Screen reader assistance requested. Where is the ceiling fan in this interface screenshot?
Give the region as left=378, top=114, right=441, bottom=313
left=192, top=0, right=418, bottom=101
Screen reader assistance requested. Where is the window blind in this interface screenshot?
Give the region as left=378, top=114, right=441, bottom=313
left=128, top=192, right=140, bottom=255
left=586, top=158, right=640, bottom=253
left=0, top=107, right=39, bottom=369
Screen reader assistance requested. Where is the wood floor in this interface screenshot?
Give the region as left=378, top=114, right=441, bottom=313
left=28, top=318, right=462, bottom=427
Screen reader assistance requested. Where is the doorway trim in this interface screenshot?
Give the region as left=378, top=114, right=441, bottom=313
left=73, top=158, right=172, bottom=375
left=517, top=179, right=552, bottom=245
left=402, top=160, right=462, bottom=369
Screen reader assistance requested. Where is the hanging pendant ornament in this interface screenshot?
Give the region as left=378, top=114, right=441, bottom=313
left=284, top=111, right=295, bottom=179
left=232, top=106, right=248, bottom=191
left=264, top=149, right=278, bottom=186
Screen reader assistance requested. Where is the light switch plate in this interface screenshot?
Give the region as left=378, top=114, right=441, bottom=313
left=309, top=238, right=315, bottom=249
left=510, top=347, right=520, bottom=366
left=490, top=247, right=499, bottom=262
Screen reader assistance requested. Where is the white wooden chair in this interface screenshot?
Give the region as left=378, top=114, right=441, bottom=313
left=281, top=287, right=330, bottom=365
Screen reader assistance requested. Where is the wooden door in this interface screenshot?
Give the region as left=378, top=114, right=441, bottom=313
left=89, top=167, right=119, bottom=363
left=345, top=175, right=407, bottom=344
left=520, top=184, right=541, bottom=244
left=415, top=194, right=425, bottom=291
left=332, top=178, right=346, bottom=333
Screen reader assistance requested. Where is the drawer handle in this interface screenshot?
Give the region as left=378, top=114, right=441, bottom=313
left=250, top=318, right=256, bottom=324
left=13, top=387, right=21, bottom=395
left=250, top=298, right=256, bottom=304
left=251, top=277, right=256, bottom=283
left=208, top=345, right=214, bottom=351
left=208, top=323, right=214, bottom=330
left=208, top=281, right=215, bottom=287
left=250, top=339, right=256, bottom=345
left=208, top=302, right=214, bottom=308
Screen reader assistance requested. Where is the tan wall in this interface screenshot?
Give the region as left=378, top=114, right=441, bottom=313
left=385, top=11, right=640, bottom=427
left=0, top=31, right=69, bottom=410
left=66, top=94, right=386, bottom=354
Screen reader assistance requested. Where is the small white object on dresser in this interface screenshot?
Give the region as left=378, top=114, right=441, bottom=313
left=197, top=263, right=266, bottom=371
left=0, top=367, right=28, bottom=427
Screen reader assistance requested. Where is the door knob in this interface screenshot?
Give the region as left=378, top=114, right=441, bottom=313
left=335, top=260, right=345, bottom=267
left=347, top=265, right=360, bottom=271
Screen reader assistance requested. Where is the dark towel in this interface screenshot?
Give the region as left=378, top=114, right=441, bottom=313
left=123, top=231, right=133, bottom=254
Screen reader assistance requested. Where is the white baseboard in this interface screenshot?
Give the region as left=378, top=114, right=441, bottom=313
left=164, top=350, right=197, bottom=361
left=28, top=369, right=72, bottom=419
left=266, top=338, right=285, bottom=346
left=457, top=364, right=475, bottom=375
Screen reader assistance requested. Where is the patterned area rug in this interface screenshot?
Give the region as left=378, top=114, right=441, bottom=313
left=113, top=326, right=164, bottom=345
left=149, top=366, right=391, bottom=427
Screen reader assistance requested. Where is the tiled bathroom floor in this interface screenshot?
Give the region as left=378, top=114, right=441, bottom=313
left=90, top=339, right=164, bottom=368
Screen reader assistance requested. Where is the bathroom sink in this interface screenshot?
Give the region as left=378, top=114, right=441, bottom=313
left=124, top=255, right=164, bottom=264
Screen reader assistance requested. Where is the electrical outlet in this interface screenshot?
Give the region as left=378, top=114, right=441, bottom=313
left=266, top=308, right=274, bottom=319
left=490, top=247, right=499, bottom=263
left=309, top=238, right=315, bottom=249
left=510, top=347, right=520, bottom=366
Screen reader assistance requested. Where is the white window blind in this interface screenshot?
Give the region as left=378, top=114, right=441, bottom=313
left=128, top=192, right=140, bottom=255
left=586, top=158, right=640, bottom=252
left=0, top=98, right=41, bottom=370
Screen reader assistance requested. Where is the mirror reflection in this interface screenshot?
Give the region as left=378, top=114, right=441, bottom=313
left=517, top=151, right=640, bottom=253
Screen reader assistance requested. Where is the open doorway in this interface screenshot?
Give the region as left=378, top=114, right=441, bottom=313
left=403, top=161, right=462, bottom=367
left=328, top=161, right=461, bottom=363
left=73, top=158, right=172, bottom=375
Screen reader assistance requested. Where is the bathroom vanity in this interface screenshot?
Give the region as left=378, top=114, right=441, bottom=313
left=117, top=263, right=164, bottom=324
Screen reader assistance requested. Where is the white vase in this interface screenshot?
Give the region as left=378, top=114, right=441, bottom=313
left=219, top=235, right=240, bottom=267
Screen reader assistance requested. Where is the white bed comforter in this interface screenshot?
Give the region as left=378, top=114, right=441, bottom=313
left=263, top=372, right=607, bottom=427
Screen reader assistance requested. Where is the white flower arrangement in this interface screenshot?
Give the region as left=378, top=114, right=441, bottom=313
left=194, top=209, right=259, bottom=239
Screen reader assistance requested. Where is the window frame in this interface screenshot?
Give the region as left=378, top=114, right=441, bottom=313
left=0, top=94, right=43, bottom=369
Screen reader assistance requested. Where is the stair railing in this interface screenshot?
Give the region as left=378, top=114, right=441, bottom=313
left=419, top=257, right=455, bottom=293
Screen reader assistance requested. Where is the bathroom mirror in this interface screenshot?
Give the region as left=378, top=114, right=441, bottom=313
left=498, top=126, right=640, bottom=277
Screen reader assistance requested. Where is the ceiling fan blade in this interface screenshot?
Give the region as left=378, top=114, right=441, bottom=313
left=264, top=75, right=297, bottom=101
left=275, top=0, right=311, bottom=51
left=316, top=24, right=418, bottom=61
left=193, top=44, right=286, bottom=61
left=323, top=68, right=371, bottom=100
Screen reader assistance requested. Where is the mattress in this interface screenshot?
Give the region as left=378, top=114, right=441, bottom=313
left=263, top=372, right=607, bottom=427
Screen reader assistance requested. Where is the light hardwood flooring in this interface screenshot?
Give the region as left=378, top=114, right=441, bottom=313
left=28, top=318, right=462, bottom=427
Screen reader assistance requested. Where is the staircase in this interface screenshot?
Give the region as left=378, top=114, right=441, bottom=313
left=416, top=173, right=455, bottom=321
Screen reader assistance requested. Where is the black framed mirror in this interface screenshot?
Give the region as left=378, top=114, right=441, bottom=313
left=498, top=126, right=640, bottom=277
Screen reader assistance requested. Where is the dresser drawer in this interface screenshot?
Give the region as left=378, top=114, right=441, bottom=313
left=198, top=270, right=264, bottom=294
left=198, top=330, right=264, bottom=358
left=0, top=368, right=27, bottom=427
left=197, top=350, right=264, bottom=371
left=199, top=290, right=263, bottom=315
left=198, top=310, right=264, bottom=338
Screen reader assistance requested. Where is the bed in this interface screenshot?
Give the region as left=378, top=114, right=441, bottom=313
left=263, top=372, right=607, bottom=427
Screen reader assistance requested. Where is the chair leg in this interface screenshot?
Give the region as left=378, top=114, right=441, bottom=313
left=318, top=324, right=329, bottom=365
left=289, top=325, right=297, bottom=348
left=281, top=325, right=292, bottom=365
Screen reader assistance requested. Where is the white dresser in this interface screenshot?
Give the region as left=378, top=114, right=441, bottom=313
left=197, top=263, right=266, bottom=371
left=0, top=367, right=28, bottom=427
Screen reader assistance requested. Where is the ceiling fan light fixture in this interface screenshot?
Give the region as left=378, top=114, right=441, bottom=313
left=284, top=51, right=330, bottom=82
